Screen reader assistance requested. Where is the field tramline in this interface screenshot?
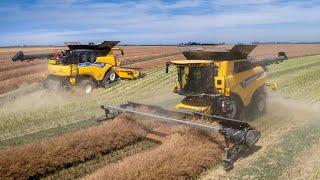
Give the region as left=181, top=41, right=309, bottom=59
left=0, top=46, right=320, bottom=179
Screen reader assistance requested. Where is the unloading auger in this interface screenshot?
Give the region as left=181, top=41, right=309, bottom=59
left=101, top=101, right=261, bottom=171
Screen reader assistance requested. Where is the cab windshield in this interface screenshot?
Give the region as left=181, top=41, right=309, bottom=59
left=177, top=65, right=213, bottom=95
left=61, top=49, right=107, bottom=64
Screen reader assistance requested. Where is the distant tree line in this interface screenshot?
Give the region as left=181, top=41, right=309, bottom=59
left=178, top=42, right=225, bottom=46
left=252, top=41, right=320, bottom=44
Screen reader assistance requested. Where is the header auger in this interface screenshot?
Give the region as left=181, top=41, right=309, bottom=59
left=101, top=102, right=261, bottom=171
left=12, top=41, right=143, bottom=94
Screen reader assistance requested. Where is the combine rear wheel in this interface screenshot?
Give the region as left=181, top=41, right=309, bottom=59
left=79, top=79, right=96, bottom=94
left=43, top=76, right=62, bottom=91
left=252, top=94, right=266, bottom=116
left=226, top=98, right=245, bottom=121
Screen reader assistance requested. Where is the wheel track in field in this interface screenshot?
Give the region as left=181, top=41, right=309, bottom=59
left=90, top=67, right=164, bottom=95
left=1, top=55, right=320, bottom=179
left=94, top=67, right=172, bottom=97
left=0, top=63, right=46, bottom=81
left=0, top=61, right=45, bottom=72
left=1, top=55, right=318, bottom=141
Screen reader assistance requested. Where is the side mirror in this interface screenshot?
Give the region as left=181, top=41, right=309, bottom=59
left=165, top=62, right=170, bottom=73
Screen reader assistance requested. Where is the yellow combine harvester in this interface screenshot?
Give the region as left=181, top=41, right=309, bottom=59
left=12, top=41, right=142, bottom=93
left=101, top=45, right=287, bottom=170
left=167, top=45, right=287, bottom=120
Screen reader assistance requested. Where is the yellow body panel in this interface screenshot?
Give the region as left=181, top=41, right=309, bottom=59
left=48, top=63, right=71, bottom=76
left=171, top=60, right=213, bottom=65
left=48, top=63, right=113, bottom=81
left=176, top=103, right=211, bottom=113
left=69, top=78, right=76, bottom=85
left=96, top=55, right=116, bottom=66
left=78, top=64, right=113, bottom=81
left=226, top=66, right=265, bottom=106
left=114, top=67, right=140, bottom=79
left=217, top=61, right=234, bottom=76
left=48, top=60, right=57, bottom=65
left=176, top=97, right=212, bottom=114
left=212, top=61, right=266, bottom=106
left=47, top=48, right=140, bottom=84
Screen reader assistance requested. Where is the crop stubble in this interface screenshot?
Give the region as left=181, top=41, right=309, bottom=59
left=0, top=117, right=146, bottom=179
left=87, top=130, right=224, bottom=180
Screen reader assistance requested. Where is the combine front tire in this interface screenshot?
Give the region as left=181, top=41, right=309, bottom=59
left=223, top=160, right=234, bottom=171
left=102, top=70, right=119, bottom=88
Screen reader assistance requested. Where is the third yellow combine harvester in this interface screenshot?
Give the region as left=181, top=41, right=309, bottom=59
left=12, top=41, right=142, bottom=93
left=101, top=45, right=287, bottom=170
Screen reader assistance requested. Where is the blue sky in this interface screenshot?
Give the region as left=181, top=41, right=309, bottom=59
left=0, top=0, right=320, bottom=45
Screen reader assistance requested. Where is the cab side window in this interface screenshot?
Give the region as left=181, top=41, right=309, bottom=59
left=234, top=60, right=252, bottom=73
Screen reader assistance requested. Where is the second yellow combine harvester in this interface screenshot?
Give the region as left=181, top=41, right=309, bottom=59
left=12, top=41, right=142, bottom=93
left=167, top=45, right=287, bottom=120
left=101, top=45, right=287, bottom=170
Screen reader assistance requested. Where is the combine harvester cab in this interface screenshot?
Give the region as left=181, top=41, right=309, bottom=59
left=12, top=41, right=143, bottom=94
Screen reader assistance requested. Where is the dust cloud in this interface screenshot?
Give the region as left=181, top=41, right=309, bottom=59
left=267, top=93, right=320, bottom=125
left=0, top=81, right=80, bottom=112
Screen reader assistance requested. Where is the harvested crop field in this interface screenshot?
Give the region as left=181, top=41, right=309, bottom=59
left=88, top=130, right=224, bottom=180
left=1, top=45, right=320, bottom=179
left=0, top=117, right=145, bottom=179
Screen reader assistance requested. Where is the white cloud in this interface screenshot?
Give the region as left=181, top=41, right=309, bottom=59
left=1, top=28, right=116, bottom=45
left=211, top=0, right=277, bottom=6
left=0, top=0, right=320, bottom=45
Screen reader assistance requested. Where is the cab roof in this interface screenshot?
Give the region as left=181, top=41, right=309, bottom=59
left=65, top=41, right=120, bottom=50
left=170, top=60, right=214, bottom=65
left=182, top=45, right=257, bottom=61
